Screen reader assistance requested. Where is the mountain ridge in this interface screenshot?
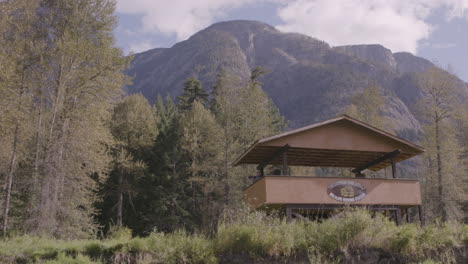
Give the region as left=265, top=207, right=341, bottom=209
left=125, top=20, right=467, bottom=139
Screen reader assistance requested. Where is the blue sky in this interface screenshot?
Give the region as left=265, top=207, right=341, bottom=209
left=114, top=0, right=468, bottom=82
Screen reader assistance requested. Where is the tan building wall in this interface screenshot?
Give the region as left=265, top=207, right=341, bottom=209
left=244, top=176, right=422, bottom=209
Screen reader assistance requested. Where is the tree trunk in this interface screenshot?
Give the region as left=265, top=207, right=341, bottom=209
left=33, top=101, right=42, bottom=184
left=2, top=125, right=19, bottom=237
left=117, top=171, right=123, bottom=227
left=435, top=118, right=446, bottom=221
left=2, top=70, right=26, bottom=236
left=223, top=127, right=230, bottom=209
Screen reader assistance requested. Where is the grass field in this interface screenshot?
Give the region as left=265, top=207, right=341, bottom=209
left=0, top=209, right=466, bottom=264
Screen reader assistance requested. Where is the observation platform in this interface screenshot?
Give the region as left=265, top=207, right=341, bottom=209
left=244, top=176, right=421, bottom=209
left=233, top=115, right=425, bottom=225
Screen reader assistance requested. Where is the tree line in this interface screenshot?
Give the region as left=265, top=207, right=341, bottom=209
left=344, top=70, right=467, bottom=222
left=0, top=0, right=284, bottom=237
left=0, top=0, right=466, bottom=239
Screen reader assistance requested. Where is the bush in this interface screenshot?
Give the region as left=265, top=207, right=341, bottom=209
left=42, top=253, right=100, bottom=264
left=146, top=230, right=217, bottom=264
left=0, top=209, right=465, bottom=263
left=215, top=209, right=307, bottom=258
left=107, top=226, right=133, bottom=240
left=391, top=221, right=463, bottom=258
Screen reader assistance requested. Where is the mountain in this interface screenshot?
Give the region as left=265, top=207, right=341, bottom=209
left=125, top=20, right=467, bottom=140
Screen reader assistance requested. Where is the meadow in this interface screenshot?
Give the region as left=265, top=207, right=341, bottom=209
left=0, top=209, right=466, bottom=264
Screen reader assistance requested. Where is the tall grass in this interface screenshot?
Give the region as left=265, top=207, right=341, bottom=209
left=0, top=208, right=466, bottom=263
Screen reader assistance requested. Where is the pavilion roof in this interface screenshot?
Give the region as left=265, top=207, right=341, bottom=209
left=232, top=115, right=424, bottom=171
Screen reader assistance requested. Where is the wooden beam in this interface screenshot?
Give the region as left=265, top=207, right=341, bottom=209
left=256, top=144, right=290, bottom=171
left=391, top=158, right=397, bottom=178
left=352, top=149, right=401, bottom=175
left=282, top=151, right=288, bottom=175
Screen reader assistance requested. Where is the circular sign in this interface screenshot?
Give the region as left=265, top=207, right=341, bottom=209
left=327, top=180, right=366, bottom=202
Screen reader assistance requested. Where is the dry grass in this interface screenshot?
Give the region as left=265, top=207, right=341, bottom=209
left=0, top=208, right=465, bottom=263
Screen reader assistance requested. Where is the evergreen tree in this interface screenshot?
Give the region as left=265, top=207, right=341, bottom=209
left=178, top=78, right=208, bottom=111
left=210, top=67, right=285, bottom=208
left=180, top=101, right=223, bottom=232
left=135, top=97, right=196, bottom=234
left=97, top=94, right=156, bottom=229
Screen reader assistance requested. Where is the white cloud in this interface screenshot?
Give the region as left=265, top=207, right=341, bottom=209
left=116, top=0, right=468, bottom=53
left=431, top=42, right=457, bottom=49
left=116, top=0, right=258, bottom=41
left=276, top=0, right=468, bottom=53
left=128, top=41, right=156, bottom=53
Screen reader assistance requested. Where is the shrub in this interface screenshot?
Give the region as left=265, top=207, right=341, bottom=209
left=0, top=209, right=465, bottom=263
left=215, top=211, right=308, bottom=258
left=42, top=252, right=101, bottom=264
left=146, top=230, right=217, bottom=264
left=306, top=208, right=395, bottom=256
left=390, top=221, right=463, bottom=258
left=107, top=226, right=133, bottom=240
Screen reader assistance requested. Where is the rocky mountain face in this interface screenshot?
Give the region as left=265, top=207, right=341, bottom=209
left=126, top=20, right=467, bottom=141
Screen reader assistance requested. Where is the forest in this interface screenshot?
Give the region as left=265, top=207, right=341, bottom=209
left=0, top=0, right=467, bottom=263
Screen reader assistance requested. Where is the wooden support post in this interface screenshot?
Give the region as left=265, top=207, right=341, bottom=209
left=391, top=159, right=397, bottom=178
left=352, top=149, right=400, bottom=176
left=257, top=144, right=290, bottom=176
left=405, top=208, right=410, bottom=223
left=395, top=207, right=402, bottom=226
left=286, top=206, right=292, bottom=222
left=418, top=205, right=425, bottom=226
left=282, top=152, right=288, bottom=176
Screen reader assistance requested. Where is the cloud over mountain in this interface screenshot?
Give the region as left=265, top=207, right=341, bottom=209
left=117, top=0, right=468, bottom=53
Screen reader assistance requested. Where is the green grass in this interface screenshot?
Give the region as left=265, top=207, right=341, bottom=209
left=0, top=209, right=465, bottom=264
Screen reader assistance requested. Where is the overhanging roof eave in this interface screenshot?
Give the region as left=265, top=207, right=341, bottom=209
left=232, top=115, right=425, bottom=167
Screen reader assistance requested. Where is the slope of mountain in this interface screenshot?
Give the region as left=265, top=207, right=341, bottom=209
left=126, top=20, right=467, bottom=140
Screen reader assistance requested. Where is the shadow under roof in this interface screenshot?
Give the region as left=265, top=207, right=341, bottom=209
left=232, top=115, right=424, bottom=171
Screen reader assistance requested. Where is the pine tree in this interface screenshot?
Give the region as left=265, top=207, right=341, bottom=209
left=180, top=101, right=223, bottom=232
left=210, top=66, right=285, bottom=208
left=134, top=97, right=197, bottom=234
left=178, top=78, right=208, bottom=111
left=97, top=94, right=156, bottom=229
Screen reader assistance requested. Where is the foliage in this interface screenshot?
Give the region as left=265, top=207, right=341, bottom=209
left=0, top=0, right=129, bottom=238
left=0, top=209, right=465, bottom=263
left=178, top=78, right=208, bottom=111
left=417, top=66, right=467, bottom=222
left=106, top=226, right=133, bottom=241
left=344, top=83, right=387, bottom=130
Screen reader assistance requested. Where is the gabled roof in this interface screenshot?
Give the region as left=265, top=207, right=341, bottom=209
left=233, top=115, right=424, bottom=171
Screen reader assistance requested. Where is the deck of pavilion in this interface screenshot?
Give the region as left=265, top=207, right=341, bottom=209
left=233, top=115, right=425, bottom=225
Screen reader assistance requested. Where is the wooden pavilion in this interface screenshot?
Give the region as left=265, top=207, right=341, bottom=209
left=233, top=115, right=425, bottom=225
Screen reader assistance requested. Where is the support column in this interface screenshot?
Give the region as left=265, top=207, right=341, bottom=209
left=391, top=159, right=397, bottom=178
left=395, top=207, right=402, bottom=226
left=418, top=205, right=425, bottom=226
left=282, top=152, right=288, bottom=176
left=286, top=205, right=292, bottom=222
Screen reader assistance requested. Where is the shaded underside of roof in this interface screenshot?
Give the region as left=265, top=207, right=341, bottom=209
left=238, top=146, right=416, bottom=171
left=233, top=116, right=424, bottom=171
